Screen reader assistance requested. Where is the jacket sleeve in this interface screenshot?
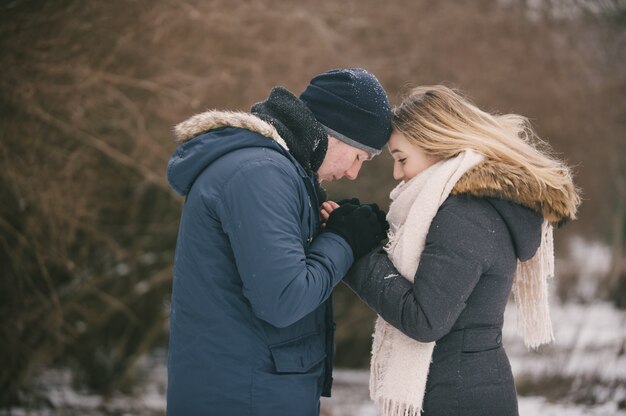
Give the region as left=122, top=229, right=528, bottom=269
left=343, top=204, right=493, bottom=342
left=218, top=158, right=354, bottom=328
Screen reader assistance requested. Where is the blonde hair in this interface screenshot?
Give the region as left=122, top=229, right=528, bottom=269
left=393, top=85, right=580, bottom=216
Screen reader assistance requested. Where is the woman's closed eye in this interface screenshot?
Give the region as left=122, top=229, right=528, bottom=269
left=398, top=158, right=407, bottom=164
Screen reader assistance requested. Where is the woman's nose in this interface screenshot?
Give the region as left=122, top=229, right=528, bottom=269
left=393, top=164, right=404, bottom=181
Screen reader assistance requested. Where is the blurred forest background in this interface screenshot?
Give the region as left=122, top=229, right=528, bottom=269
left=1, top=0, right=624, bottom=412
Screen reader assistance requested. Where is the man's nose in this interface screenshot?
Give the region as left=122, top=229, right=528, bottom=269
left=345, top=164, right=361, bottom=180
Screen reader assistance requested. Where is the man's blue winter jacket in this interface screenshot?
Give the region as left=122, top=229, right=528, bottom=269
left=166, top=120, right=353, bottom=415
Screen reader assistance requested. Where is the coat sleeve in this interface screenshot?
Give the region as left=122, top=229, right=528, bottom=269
left=343, top=203, right=493, bottom=342
left=218, top=158, right=354, bottom=328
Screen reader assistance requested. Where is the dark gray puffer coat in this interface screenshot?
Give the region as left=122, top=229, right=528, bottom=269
left=346, top=153, right=579, bottom=415
left=345, top=194, right=544, bottom=416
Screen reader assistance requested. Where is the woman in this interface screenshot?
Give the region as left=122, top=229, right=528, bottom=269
left=321, top=86, right=580, bottom=416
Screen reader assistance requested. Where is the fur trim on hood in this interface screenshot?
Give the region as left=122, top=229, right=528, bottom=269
left=173, top=85, right=329, bottom=174
left=451, top=159, right=578, bottom=225
left=173, top=110, right=289, bottom=150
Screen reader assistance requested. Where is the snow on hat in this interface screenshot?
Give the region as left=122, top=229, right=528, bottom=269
left=299, top=68, right=392, bottom=155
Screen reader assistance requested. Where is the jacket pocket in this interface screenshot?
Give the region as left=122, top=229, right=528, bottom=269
left=269, top=332, right=326, bottom=374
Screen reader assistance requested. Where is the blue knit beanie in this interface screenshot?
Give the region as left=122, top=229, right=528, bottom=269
left=299, top=68, right=392, bottom=155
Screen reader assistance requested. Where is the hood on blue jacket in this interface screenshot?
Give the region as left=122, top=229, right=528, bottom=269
left=167, top=111, right=291, bottom=196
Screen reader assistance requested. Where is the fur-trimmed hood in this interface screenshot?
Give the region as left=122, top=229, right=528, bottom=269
left=174, top=110, right=288, bottom=149
left=167, top=111, right=293, bottom=196
left=174, top=86, right=328, bottom=174
left=451, top=159, right=579, bottom=225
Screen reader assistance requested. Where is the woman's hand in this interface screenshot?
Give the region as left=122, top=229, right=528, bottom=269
left=320, top=201, right=340, bottom=228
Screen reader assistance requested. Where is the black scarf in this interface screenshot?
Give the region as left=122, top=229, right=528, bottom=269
left=251, top=87, right=328, bottom=174
left=251, top=87, right=328, bottom=204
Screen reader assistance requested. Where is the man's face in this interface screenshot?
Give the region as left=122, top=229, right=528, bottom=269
left=317, top=136, right=373, bottom=182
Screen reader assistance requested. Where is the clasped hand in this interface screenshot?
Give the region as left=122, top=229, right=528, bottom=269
left=320, top=198, right=389, bottom=260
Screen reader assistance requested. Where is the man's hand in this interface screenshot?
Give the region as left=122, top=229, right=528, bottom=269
left=320, top=201, right=340, bottom=227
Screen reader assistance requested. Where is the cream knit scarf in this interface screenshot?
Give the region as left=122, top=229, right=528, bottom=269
left=370, top=150, right=555, bottom=416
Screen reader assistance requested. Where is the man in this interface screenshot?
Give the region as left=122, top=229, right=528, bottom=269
left=166, top=68, right=392, bottom=415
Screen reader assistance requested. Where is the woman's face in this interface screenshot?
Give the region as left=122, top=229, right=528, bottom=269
left=388, top=131, right=441, bottom=181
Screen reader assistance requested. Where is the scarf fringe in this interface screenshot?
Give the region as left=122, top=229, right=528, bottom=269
left=369, top=319, right=393, bottom=399
left=375, top=397, right=422, bottom=416
left=513, top=220, right=555, bottom=349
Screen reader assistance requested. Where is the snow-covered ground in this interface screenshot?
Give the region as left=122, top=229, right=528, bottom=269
left=2, top=301, right=625, bottom=415
left=505, top=302, right=626, bottom=397
left=321, top=369, right=624, bottom=416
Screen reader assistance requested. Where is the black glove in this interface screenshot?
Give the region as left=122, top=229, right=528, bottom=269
left=337, top=198, right=360, bottom=206
left=338, top=199, right=389, bottom=234
left=361, top=203, right=389, bottom=235
left=325, top=204, right=386, bottom=259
